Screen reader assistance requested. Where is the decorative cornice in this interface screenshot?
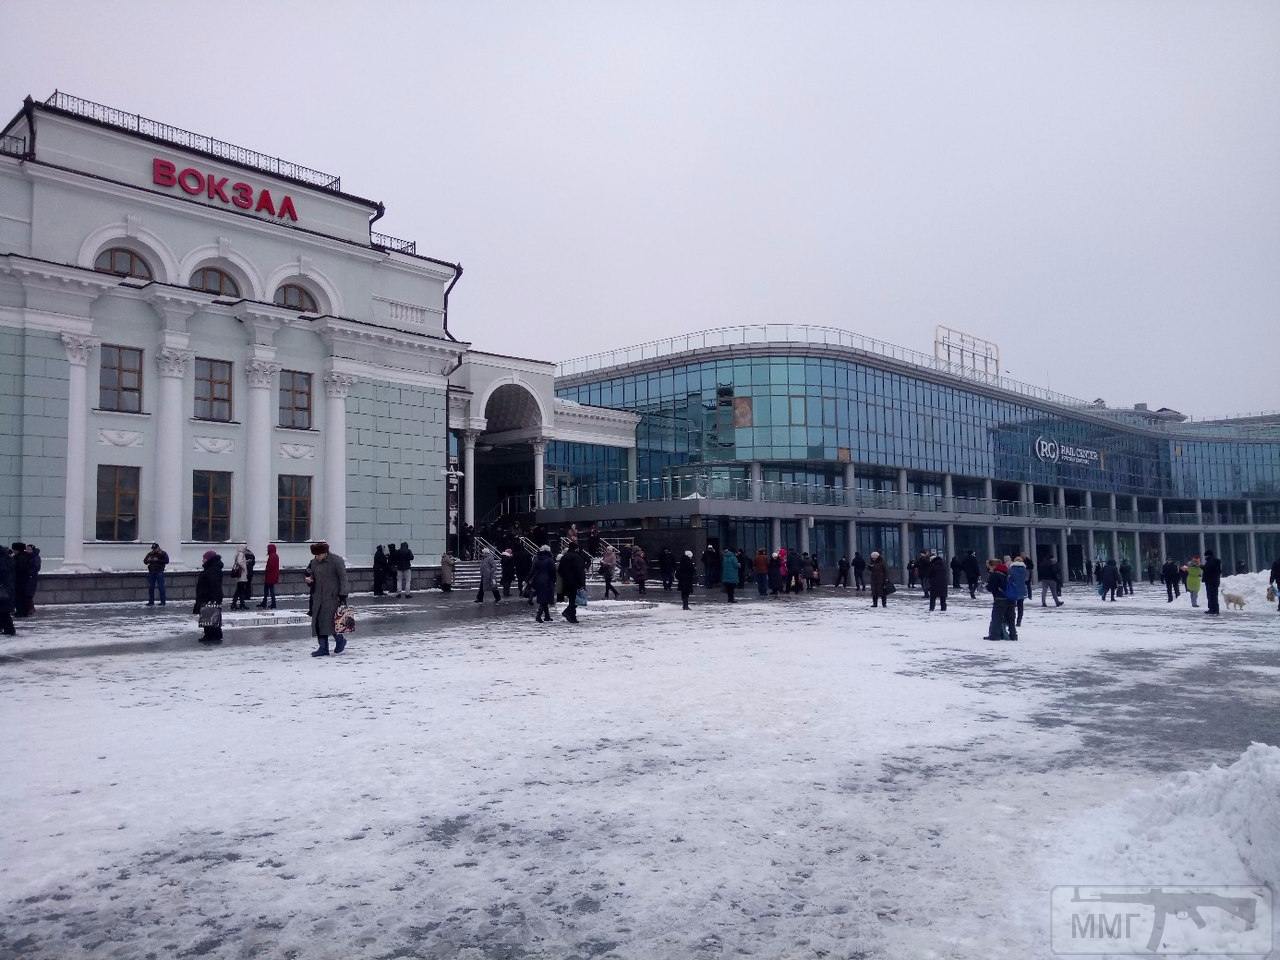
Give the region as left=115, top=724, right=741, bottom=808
left=60, top=332, right=97, bottom=366
left=157, top=347, right=194, bottom=378
left=323, top=371, right=356, bottom=399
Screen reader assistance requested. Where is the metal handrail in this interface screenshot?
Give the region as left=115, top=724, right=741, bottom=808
left=370, top=232, right=417, bottom=255
left=43, top=91, right=342, bottom=190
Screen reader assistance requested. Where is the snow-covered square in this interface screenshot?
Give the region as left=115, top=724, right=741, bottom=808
left=3, top=578, right=1278, bottom=959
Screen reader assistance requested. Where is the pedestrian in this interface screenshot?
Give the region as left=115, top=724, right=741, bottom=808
left=305, top=541, right=348, bottom=656
left=600, top=544, right=620, bottom=598
left=1185, top=558, right=1202, bottom=607
left=836, top=555, right=850, bottom=588
left=921, top=553, right=934, bottom=603
left=558, top=545, right=587, bottom=623
left=1119, top=558, right=1133, bottom=596
left=869, top=551, right=892, bottom=608
left=394, top=541, right=414, bottom=597
left=767, top=551, right=782, bottom=596
left=660, top=547, right=676, bottom=591
left=0, top=544, right=16, bottom=636
left=16, top=543, right=40, bottom=617
left=984, top=559, right=1018, bottom=641
left=927, top=554, right=949, bottom=611
left=721, top=548, right=740, bottom=603
left=143, top=542, right=169, bottom=607
left=10, top=544, right=31, bottom=619
left=1160, top=558, right=1180, bottom=602
left=754, top=548, right=769, bottom=596
left=1202, top=549, right=1222, bottom=615
left=1007, top=555, right=1028, bottom=625
left=962, top=551, right=980, bottom=599
left=676, top=549, right=697, bottom=610
left=619, top=543, right=633, bottom=583
left=243, top=544, right=257, bottom=602
left=531, top=545, right=557, bottom=622
left=852, top=551, right=867, bottom=591
left=258, top=543, right=280, bottom=609
left=230, top=545, right=251, bottom=609
left=194, top=549, right=224, bottom=643
left=476, top=548, right=501, bottom=603
left=736, top=548, right=749, bottom=589
left=1024, top=554, right=1036, bottom=589
left=950, top=554, right=962, bottom=590
left=778, top=548, right=791, bottom=593
left=907, top=554, right=918, bottom=590
left=1039, top=554, right=1064, bottom=607
left=630, top=545, right=648, bottom=594
left=1101, top=558, right=1119, bottom=601
left=1093, top=560, right=1103, bottom=585
left=372, top=545, right=389, bottom=597
left=499, top=548, right=516, bottom=597
left=701, top=545, right=721, bottom=588
left=439, top=549, right=456, bottom=592
left=1269, top=556, right=1280, bottom=612
left=515, top=545, right=533, bottom=599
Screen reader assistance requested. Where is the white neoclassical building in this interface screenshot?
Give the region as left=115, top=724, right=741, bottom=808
left=0, top=92, right=634, bottom=572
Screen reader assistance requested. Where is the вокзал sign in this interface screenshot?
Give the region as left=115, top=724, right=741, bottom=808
left=151, top=158, right=299, bottom=222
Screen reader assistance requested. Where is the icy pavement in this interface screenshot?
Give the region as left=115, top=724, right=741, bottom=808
left=2, top=582, right=1278, bottom=959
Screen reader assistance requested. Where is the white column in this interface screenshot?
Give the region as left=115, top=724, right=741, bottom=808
left=245, top=359, right=280, bottom=552
left=59, top=334, right=95, bottom=571
left=1159, top=531, right=1166, bottom=560
left=1058, top=527, right=1069, bottom=578
left=626, top=446, right=638, bottom=488
left=462, top=430, right=479, bottom=527
left=799, top=517, right=811, bottom=555
left=155, top=348, right=193, bottom=565
left=986, top=524, right=996, bottom=561
left=750, top=461, right=764, bottom=502
left=1057, top=486, right=1066, bottom=515
left=943, top=473, right=954, bottom=512
left=532, top=439, right=546, bottom=509
left=1132, top=530, right=1141, bottom=568
left=847, top=518, right=858, bottom=557
left=1111, top=528, right=1120, bottom=562
left=1109, top=492, right=1118, bottom=523
left=323, top=372, right=355, bottom=557
left=897, top=467, right=909, bottom=509
left=1198, top=530, right=1207, bottom=557
left=1156, top=497, right=1165, bottom=524
left=771, top=517, right=782, bottom=552
left=900, top=520, right=910, bottom=581
left=1246, top=501, right=1258, bottom=571
left=945, top=523, right=956, bottom=559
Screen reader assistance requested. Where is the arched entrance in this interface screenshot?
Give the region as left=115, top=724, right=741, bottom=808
left=462, top=381, right=547, bottom=534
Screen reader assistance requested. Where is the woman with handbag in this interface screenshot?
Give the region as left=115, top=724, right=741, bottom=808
left=305, top=541, right=349, bottom=657
left=194, top=550, right=224, bottom=643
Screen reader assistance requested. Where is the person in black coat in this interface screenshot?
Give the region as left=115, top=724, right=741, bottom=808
left=950, top=555, right=962, bottom=589
left=1269, top=556, right=1280, bottom=611
left=1160, top=559, right=1181, bottom=602
left=499, top=549, right=516, bottom=597
left=372, top=545, right=389, bottom=597
left=659, top=547, right=675, bottom=591
left=11, top=544, right=32, bottom=618
left=676, top=550, right=697, bottom=610
left=1202, top=550, right=1222, bottom=615
left=836, top=556, right=850, bottom=588
left=530, top=546, right=557, bottom=622
left=851, top=551, right=867, bottom=591
left=701, top=546, right=721, bottom=588
left=736, top=548, right=749, bottom=589
left=0, top=545, right=16, bottom=636
left=1039, top=556, right=1064, bottom=607
left=1100, top=559, right=1119, bottom=601
left=515, top=547, right=533, bottom=601
left=193, top=550, right=224, bottom=642
left=558, top=547, right=587, bottom=623
left=927, top=554, right=949, bottom=611
left=961, top=551, right=981, bottom=598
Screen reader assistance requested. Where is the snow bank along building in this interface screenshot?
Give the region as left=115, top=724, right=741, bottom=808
left=2, top=92, right=1276, bottom=585
left=0, top=93, right=635, bottom=575
left=545, top=327, right=1280, bottom=581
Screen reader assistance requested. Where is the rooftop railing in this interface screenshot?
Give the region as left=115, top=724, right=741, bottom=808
left=43, top=91, right=342, bottom=190
left=370, top=232, right=417, bottom=255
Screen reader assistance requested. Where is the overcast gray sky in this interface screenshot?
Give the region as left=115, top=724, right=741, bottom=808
left=5, top=1, right=1277, bottom=415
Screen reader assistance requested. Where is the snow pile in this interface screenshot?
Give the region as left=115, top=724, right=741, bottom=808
left=1219, top=571, right=1277, bottom=607
left=1050, top=743, right=1280, bottom=889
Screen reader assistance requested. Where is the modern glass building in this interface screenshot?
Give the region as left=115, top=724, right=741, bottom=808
left=544, top=325, right=1280, bottom=580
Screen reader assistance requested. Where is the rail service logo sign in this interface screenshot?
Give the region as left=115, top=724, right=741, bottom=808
left=1035, top=436, right=1101, bottom=467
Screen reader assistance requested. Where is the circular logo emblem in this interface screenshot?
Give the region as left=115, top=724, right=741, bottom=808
left=1035, top=436, right=1059, bottom=463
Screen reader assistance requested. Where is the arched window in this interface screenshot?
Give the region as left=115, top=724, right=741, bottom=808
left=94, top=247, right=153, bottom=280
left=190, top=266, right=240, bottom=297
left=274, top=283, right=319, bottom=313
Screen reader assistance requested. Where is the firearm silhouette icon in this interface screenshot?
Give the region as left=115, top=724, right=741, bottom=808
left=1071, top=887, right=1258, bottom=953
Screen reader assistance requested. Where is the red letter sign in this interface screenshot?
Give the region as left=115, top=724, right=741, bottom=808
left=152, top=158, right=177, bottom=187
left=277, top=195, right=298, bottom=222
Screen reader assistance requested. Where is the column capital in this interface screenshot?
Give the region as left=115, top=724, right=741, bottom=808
left=462, top=429, right=482, bottom=446
left=60, top=332, right=97, bottom=367
left=529, top=438, right=547, bottom=455
left=156, top=347, right=194, bottom=379
left=246, top=359, right=283, bottom=389
left=323, top=371, right=356, bottom=399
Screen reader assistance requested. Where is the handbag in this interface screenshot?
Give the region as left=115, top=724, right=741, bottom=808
left=575, top=588, right=588, bottom=607
left=884, top=581, right=897, bottom=594
left=334, top=604, right=356, bottom=635
left=198, top=602, right=222, bottom=629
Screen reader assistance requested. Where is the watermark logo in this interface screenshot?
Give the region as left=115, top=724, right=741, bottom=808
left=1051, top=885, right=1272, bottom=955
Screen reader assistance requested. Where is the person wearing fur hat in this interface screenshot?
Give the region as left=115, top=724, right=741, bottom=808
left=530, top=544, right=557, bottom=622
left=304, top=541, right=348, bottom=656
left=676, top=549, right=697, bottom=610
left=868, top=552, right=891, bottom=607
left=193, top=550, right=224, bottom=643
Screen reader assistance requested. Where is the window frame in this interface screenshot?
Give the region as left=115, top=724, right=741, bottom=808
left=277, top=474, right=312, bottom=543
left=190, top=266, right=240, bottom=297
left=194, top=357, right=234, bottom=422
left=278, top=369, right=313, bottom=429
left=191, top=469, right=232, bottom=542
left=274, top=283, right=319, bottom=312
left=98, top=344, right=144, bottom=413
left=95, top=464, right=141, bottom=542
left=94, top=247, right=153, bottom=280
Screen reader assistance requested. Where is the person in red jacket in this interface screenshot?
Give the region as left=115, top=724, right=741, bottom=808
left=258, top=543, right=281, bottom=609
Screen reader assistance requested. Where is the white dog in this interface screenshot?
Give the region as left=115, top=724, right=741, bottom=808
left=1223, top=592, right=1247, bottom=611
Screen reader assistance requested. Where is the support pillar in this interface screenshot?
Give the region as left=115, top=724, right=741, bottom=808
left=847, top=519, right=858, bottom=558
left=1111, top=528, right=1120, bottom=563
left=1109, top=492, right=1118, bottom=524
left=462, top=429, right=479, bottom=528
left=1058, top=527, right=1068, bottom=579
left=943, top=473, right=954, bottom=512
left=1198, top=530, right=1206, bottom=557
left=1246, top=501, right=1257, bottom=570
left=986, top=524, right=996, bottom=561
left=323, top=372, right=355, bottom=557
left=1084, top=490, right=1094, bottom=521
left=845, top=462, right=857, bottom=507
left=1057, top=486, right=1066, bottom=517
left=626, top=446, right=638, bottom=489
left=945, top=523, right=956, bottom=560
left=900, top=520, right=910, bottom=582
left=799, top=517, right=811, bottom=555
left=155, top=347, right=192, bottom=566
left=59, top=334, right=95, bottom=571
left=1159, top=531, right=1167, bottom=560
left=1132, top=529, right=1141, bottom=570
left=532, top=439, right=546, bottom=509
left=751, top=460, right=763, bottom=502
left=771, top=517, right=782, bottom=553
left=1087, top=528, right=1096, bottom=565
left=897, top=467, right=909, bottom=510
left=245, top=359, right=281, bottom=552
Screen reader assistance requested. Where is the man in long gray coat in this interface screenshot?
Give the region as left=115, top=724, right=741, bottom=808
left=305, top=541, right=348, bottom=657
left=475, top=548, right=501, bottom=604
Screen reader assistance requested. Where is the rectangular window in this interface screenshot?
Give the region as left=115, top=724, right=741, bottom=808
left=192, top=470, right=231, bottom=541
left=278, top=370, right=313, bottom=429
left=99, top=345, right=143, bottom=412
left=194, top=358, right=233, bottom=421
left=95, top=465, right=140, bottom=541
left=277, top=474, right=311, bottom=542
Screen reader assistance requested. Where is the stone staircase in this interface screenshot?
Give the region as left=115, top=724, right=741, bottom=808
left=451, top=560, right=482, bottom=590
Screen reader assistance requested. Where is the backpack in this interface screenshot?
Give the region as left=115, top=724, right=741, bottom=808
left=1003, top=577, right=1021, bottom=601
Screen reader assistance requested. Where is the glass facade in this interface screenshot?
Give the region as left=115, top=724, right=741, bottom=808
left=557, top=353, right=1280, bottom=501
